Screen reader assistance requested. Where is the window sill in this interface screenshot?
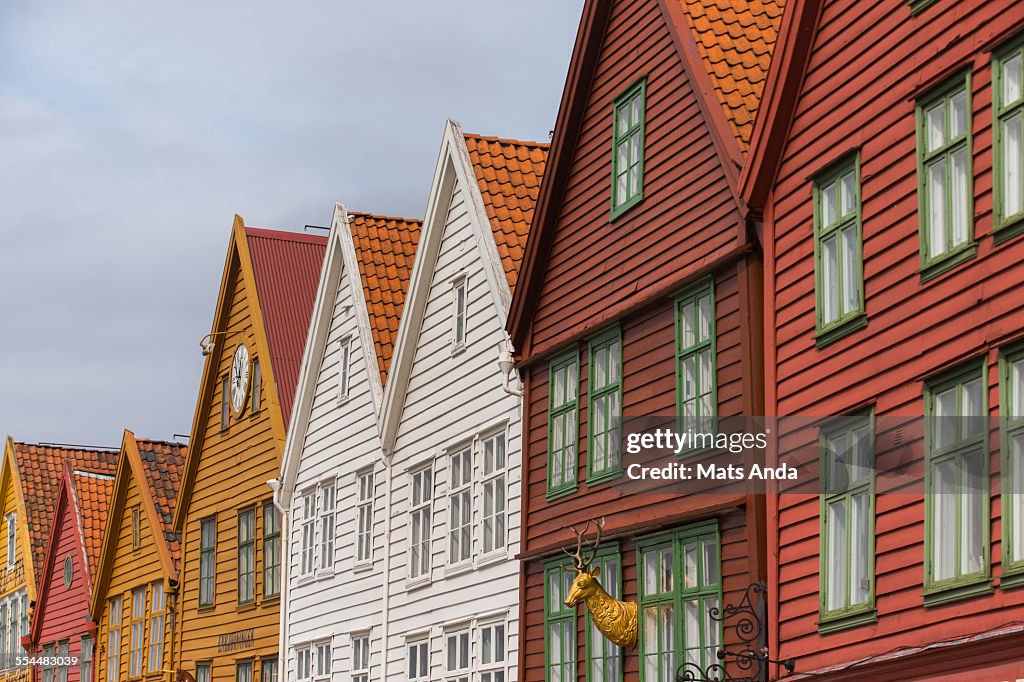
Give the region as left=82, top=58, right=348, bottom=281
left=922, top=578, right=992, bottom=606
left=545, top=485, right=578, bottom=502
left=993, top=216, right=1024, bottom=245
left=197, top=603, right=216, bottom=613
left=998, top=569, right=1024, bottom=590
left=260, top=595, right=280, bottom=606
left=476, top=549, right=509, bottom=569
left=236, top=601, right=257, bottom=613
left=405, top=576, right=432, bottom=593
left=586, top=468, right=622, bottom=487
left=919, top=243, right=978, bottom=283
left=314, top=568, right=335, bottom=581
left=450, top=343, right=467, bottom=358
left=296, top=574, right=316, bottom=587
left=444, top=561, right=474, bottom=579
left=815, top=312, right=867, bottom=349
left=610, top=195, right=643, bottom=223
left=817, top=608, right=877, bottom=634
left=352, top=561, right=373, bottom=574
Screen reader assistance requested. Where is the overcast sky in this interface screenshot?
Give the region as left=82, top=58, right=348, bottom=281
left=0, top=1, right=582, bottom=447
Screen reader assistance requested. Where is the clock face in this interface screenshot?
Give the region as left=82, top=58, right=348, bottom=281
left=230, top=344, right=250, bottom=414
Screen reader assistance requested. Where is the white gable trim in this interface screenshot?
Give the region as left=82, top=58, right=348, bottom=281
left=278, top=203, right=384, bottom=508
left=378, top=119, right=513, bottom=451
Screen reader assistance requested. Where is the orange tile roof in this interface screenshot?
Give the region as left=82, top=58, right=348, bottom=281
left=678, top=0, right=785, bottom=151
left=71, top=469, right=116, bottom=578
left=348, top=213, right=422, bottom=384
left=11, top=443, right=120, bottom=587
left=463, top=133, right=549, bottom=293
left=134, top=439, right=187, bottom=564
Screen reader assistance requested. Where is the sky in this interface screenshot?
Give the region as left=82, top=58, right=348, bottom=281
left=0, top=1, right=583, bottom=447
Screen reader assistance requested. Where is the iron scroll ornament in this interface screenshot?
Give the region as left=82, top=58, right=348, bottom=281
left=675, top=582, right=796, bottom=682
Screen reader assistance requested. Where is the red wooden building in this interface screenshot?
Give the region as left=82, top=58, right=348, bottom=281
left=506, top=0, right=782, bottom=679
left=742, top=0, right=1024, bottom=678
left=29, top=456, right=117, bottom=682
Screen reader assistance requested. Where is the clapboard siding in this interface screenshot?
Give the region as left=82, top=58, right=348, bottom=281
left=765, top=0, right=1024, bottom=675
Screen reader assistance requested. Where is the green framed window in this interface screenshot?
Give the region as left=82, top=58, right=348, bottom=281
left=199, top=517, right=216, bottom=607
left=637, top=521, right=721, bottom=682
left=262, top=501, right=281, bottom=598
left=548, top=349, right=579, bottom=497
left=544, top=559, right=576, bottom=682
left=611, top=79, right=646, bottom=219
left=588, top=327, right=622, bottom=483
left=675, top=280, right=716, bottom=443
left=924, top=362, right=989, bottom=603
left=819, top=413, right=876, bottom=631
left=916, top=72, right=975, bottom=278
left=1000, top=346, right=1024, bottom=577
left=586, top=547, right=623, bottom=682
left=994, top=38, right=1024, bottom=233
left=814, top=155, right=865, bottom=344
left=237, top=508, right=255, bottom=604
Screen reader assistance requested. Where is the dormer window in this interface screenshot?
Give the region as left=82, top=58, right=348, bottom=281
left=453, top=277, right=468, bottom=349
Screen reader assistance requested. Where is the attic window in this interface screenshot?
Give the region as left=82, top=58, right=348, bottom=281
left=221, top=375, right=230, bottom=430
left=5, top=513, right=15, bottom=567
left=611, top=78, right=647, bottom=219
left=337, top=338, right=352, bottom=403
left=251, top=359, right=261, bottom=415
left=453, top=277, right=468, bottom=349
left=63, top=555, right=73, bottom=589
left=132, top=507, right=141, bottom=549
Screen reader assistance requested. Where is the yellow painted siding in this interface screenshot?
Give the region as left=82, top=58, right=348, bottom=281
left=177, top=250, right=281, bottom=681
left=0, top=453, right=33, bottom=682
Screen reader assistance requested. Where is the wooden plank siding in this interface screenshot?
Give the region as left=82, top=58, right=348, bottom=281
left=757, top=0, right=1024, bottom=677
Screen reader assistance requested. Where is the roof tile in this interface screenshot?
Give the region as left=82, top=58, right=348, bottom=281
left=71, top=467, right=116, bottom=578
left=134, top=439, right=187, bottom=565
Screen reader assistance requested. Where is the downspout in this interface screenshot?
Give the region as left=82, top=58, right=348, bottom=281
left=498, top=336, right=524, bottom=397
left=379, top=450, right=394, bottom=679
left=268, top=479, right=289, bottom=679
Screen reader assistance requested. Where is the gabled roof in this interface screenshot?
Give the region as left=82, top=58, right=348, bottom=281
left=348, top=213, right=422, bottom=385
left=73, top=470, right=116, bottom=578
left=135, top=439, right=186, bottom=561
left=4, top=439, right=120, bottom=590
left=246, top=228, right=329, bottom=426
left=463, top=134, right=549, bottom=293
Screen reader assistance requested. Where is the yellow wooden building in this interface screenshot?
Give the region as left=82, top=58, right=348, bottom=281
left=89, top=431, right=186, bottom=682
left=172, top=216, right=325, bottom=682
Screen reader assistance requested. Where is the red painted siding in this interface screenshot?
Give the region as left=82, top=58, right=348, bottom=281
left=764, top=0, right=1024, bottom=676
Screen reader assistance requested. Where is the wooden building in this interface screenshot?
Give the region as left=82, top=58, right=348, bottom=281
left=505, top=0, right=781, bottom=680
left=29, top=454, right=117, bottom=682
left=741, top=0, right=1024, bottom=679
left=0, top=440, right=120, bottom=682
left=277, top=205, right=420, bottom=682
left=173, top=217, right=325, bottom=682
left=89, top=432, right=185, bottom=682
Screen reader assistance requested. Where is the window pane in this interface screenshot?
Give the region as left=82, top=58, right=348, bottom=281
left=822, top=234, right=839, bottom=323
left=962, top=451, right=985, bottom=575
left=1005, top=111, right=1023, bottom=218
left=827, top=499, right=847, bottom=611
left=821, top=181, right=836, bottom=226
left=1013, top=434, right=1024, bottom=563
left=1004, top=53, right=1023, bottom=105
left=840, top=172, right=856, bottom=216
left=927, top=103, right=945, bottom=152
left=951, top=146, right=969, bottom=247
left=851, top=491, right=870, bottom=605
left=950, top=90, right=966, bottom=138
left=927, top=158, right=947, bottom=256
left=841, top=225, right=858, bottom=316
left=934, top=386, right=957, bottom=448
left=934, top=458, right=957, bottom=581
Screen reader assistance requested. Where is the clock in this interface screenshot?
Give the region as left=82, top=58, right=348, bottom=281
left=230, top=344, right=250, bottom=415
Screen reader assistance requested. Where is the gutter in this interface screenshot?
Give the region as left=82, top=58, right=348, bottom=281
left=268, top=479, right=289, bottom=680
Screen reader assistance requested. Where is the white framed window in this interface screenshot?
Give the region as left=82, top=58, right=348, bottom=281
left=129, top=588, right=145, bottom=677
left=148, top=582, right=165, bottom=672
left=314, top=640, right=332, bottom=679
left=5, top=513, right=15, bottom=567
left=80, top=636, right=93, bottom=682
left=236, top=661, right=252, bottom=682
left=300, top=491, right=316, bottom=576
left=444, top=629, right=470, bottom=682
left=356, top=470, right=374, bottom=565
left=407, top=638, right=429, bottom=681
left=319, top=483, right=336, bottom=573
left=479, top=621, right=507, bottom=682
left=337, top=337, right=353, bottom=403
left=481, top=432, right=508, bottom=555
left=42, top=644, right=55, bottom=682
left=296, top=646, right=312, bottom=682
left=107, top=596, right=121, bottom=682
left=448, top=447, right=472, bottom=565
left=351, top=634, right=370, bottom=682
left=453, top=277, right=468, bottom=348
left=56, top=640, right=69, bottom=682
left=409, top=467, right=433, bottom=580
left=195, top=663, right=211, bottom=682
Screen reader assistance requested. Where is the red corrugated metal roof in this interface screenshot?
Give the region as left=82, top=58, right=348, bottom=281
left=245, top=227, right=328, bottom=426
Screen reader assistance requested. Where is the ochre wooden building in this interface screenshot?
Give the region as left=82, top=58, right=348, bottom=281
left=29, top=453, right=118, bottom=682
left=173, top=217, right=325, bottom=682
left=505, top=0, right=781, bottom=679
left=89, top=432, right=185, bottom=682
left=741, top=0, right=1024, bottom=678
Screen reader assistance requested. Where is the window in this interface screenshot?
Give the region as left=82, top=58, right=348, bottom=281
left=544, top=560, right=576, bottom=682
left=63, top=555, right=74, bottom=588
left=337, top=338, right=352, bottom=402
left=407, top=639, right=429, bottom=681
left=589, top=327, right=623, bottom=482
left=356, top=470, right=374, bottom=564
left=445, top=629, right=470, bottom=682
left=996, top=39, right=1024, bottom=231
left=611, top=79, right=646, bottom=217
left=42, top=644, right=55, bottom=682
left=587, top=551, right=623, bottom=682
left=819, top=414, right=876, bottom=629
left=107, top=596, right=121, bottom=682
left=81, top=636, right=93, bottom=682
left=814, top=155, right=864, bottom=340
left=638, top=523, right=722, bottom=681
left=925, top=363, right=988, bottom=600
left=236, top=660, right=252, bottom=682
left=19, top=593, right=26, bottom=655
left=0, top=603, right=7, bottom=670
left=148, top=582, right=165, bottom=672
left=351, top=635, right=370, bottom=682
left=238, top=509, right=255, bottom=603
left=1003, top=347, right=1024, bottom=574
left=453, top=278, right=468, bottom=348
left=8, top=597, right=18, bottom=661
left=221, top=375, right=230, bottom=430
left=479, top=621, right=507, bottom=682
left=482, top=432, right=507, bottom=555
left=57, top=640, right=69, bottom=682
left=296, top=647, right=312, bottom=682
left=409, top=467, right=433, bottom=580
left=263, top=502, right=281, bottom=598
left=251, top=359, right=261, bottom=414
left=261, top=658, right=278, bottom=682
left=195, top=663, right=211, bottom=682
left=448, top=447, right=472, bottom=565
left=314, top=641, right=332, bottom=679
left=917, top=72, right=974, bottom=273
left=300, top=491, right=316, bottom=576
left=6, top=513, right=15, bottom=567
left=132, top=507, right=140, bottom=549
left=199, top=517, right=216, bottom=606
left=675, top=280, right=716, bottom=439
left=548, top=350, right=579, bottom=497
left=319, top=483, right=336, bottom=573
left=129, top=588, right=145, bottom=677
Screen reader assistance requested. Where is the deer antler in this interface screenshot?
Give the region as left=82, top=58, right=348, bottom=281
left=561, top=518, right=605, bottom=571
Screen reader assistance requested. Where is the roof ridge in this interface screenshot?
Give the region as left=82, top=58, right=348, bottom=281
left=348, top=212, right=422, bottom=224
left=245, top=227, right=328, bottom=244
left=462, top=131, right=551, bottom=150
left=16, top=441, right=119, bottom=452
left=72, top=470, right=116, bottom=480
